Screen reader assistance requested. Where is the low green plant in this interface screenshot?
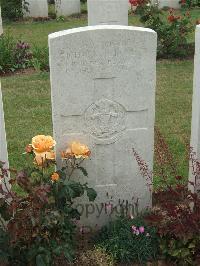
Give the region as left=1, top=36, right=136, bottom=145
left=0, top=135, right=97, bottom=265
left=31, top=45, right=49, bottom=71
left=13, top=40, right=33, bottom=70
left=95, top=216, right=158, bottom=264
left=0, top=33, right=49, bottom=73
left=0, top=33, right=33, bottom=73
left=0, top=33, right=16, bottom=73
left=56, top=15, right=65, bottom=22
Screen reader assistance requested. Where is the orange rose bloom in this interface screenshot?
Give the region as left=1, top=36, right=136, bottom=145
left=51, top=172, right=60, bottom=182
left=61, top=148, right=74, bottom=159
left=32, top=135, right=56, bottom=154
left=70, top=141, right=91, bottom=159
left=35, top=151, right=55, bottom=166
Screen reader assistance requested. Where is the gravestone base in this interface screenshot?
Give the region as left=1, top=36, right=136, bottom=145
left=158, top=0, right=180, bottom=9
left=55, top=0, right=80, bottom=17
left=23, top=0, right=48, bottom=18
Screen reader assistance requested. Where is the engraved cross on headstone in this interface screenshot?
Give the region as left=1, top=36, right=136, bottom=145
left=60, top=77, right=148, bottom=188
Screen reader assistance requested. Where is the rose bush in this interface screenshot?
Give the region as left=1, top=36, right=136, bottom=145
left=133, top=0, right=194, bottom=58
left=0, top=135, right=97, bottom=265
left=180, top=0, right=200, bottom=8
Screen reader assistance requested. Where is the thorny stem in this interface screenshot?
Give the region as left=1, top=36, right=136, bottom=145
left=68, top=157, right=85, bottom=180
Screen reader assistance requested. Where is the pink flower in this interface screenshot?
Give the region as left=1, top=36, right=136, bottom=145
left=131, top=225, right=137, bottom=232
left=139, top=226, right=145, bottom=233
left=135, top=229, right=140, bottom=235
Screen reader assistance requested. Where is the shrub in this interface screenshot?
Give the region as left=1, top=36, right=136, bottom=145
left=0, top=136, right=97, bottom=265
left=134, top=129, right=200, bottom=265
left=0, top=33, right=15, bottom=73
left=145, top=183, right=200, bottom=265
left=31, top=45, right=49, bottom=71
left=135, top=0, right=193, bottom=58
left=180, top=0, right=200, bottom=8
left=0, top=0, right=29, bottom=20
left=95, top=216, right=158, bottom=264
left=0, top=33, right=49, bottom=73
left=0, top=34, right=33, bottom=73
left=13, top=40, right=33, bottom=69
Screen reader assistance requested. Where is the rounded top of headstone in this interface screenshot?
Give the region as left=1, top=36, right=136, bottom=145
left=48, top=25, right=156, bottom=41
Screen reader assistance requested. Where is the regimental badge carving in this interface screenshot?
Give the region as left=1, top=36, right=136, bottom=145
left=84, top=98, right=126, bottom=140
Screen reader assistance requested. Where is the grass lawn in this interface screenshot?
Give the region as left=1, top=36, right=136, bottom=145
left=3, top=8, right=200, bottom=47
left=0, top=7, right=197, bottom=184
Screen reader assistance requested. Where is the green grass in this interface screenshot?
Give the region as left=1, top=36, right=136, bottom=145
left=3, top=8, right=199, bottom=47
left=0, top=7, right=197, bottom=183
left=1, top=72, right=52, bottom=169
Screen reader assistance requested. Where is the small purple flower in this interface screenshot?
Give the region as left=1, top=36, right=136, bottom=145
left=135, top=229, right=140, bottom=236
left=131, top=225, right=137, bottom=232
left=139, top=226, right=145, bottom=234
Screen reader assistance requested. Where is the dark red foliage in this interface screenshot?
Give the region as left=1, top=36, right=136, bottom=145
left=133, top=129, right=200, bottom=262
left=129, top=0, right=148, bottom=6
left=145, top=184, right=200, bottom=239
left=0, top=164, right=51, bottom=247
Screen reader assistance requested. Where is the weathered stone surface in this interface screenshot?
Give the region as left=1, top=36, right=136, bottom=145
left=0, top=8, right=9, bottom=190
left=23, top=0, right=48, bottom=18
left=0, top=7, right=2, bottom=35
left=55, top=0, right=80, bottom=17
left=158, top=0, right=180, bottom=9
left=49, top=25, right=157, bottom=228
left=87, top=0, right=128, bottom=26
left=0, top=84, right=9, bottom=168
left=190, top=26, right=200, bottom=193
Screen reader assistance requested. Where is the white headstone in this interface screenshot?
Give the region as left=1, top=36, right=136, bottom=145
left=87, top=0, right=128, bottom=26
left=158, top=0, right=180, bottom=9
left=0, top=7, right=9, bottom=194
left=0, top=84, right=9, bottom=168
left=0, top=7, right=3, bottom=35
left=23, top=0, right=48, bottom=18
left=0, top=6, right=8, bottom=167
left=49, top=25, right=157, bottom=228
left=190, top=25, right=200, bottom=193
left=55, top=0, right=80, bottom=17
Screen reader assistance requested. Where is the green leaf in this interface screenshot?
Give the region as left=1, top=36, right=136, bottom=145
left=86, top=187, right=97, bottom=201
left=36, top=254, right=48, bottom=266
left=171, top=249, right=180, bottom=257
left=77, top=166, right=88, bottom=176
left=188, top=242, right=195, bottom=249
